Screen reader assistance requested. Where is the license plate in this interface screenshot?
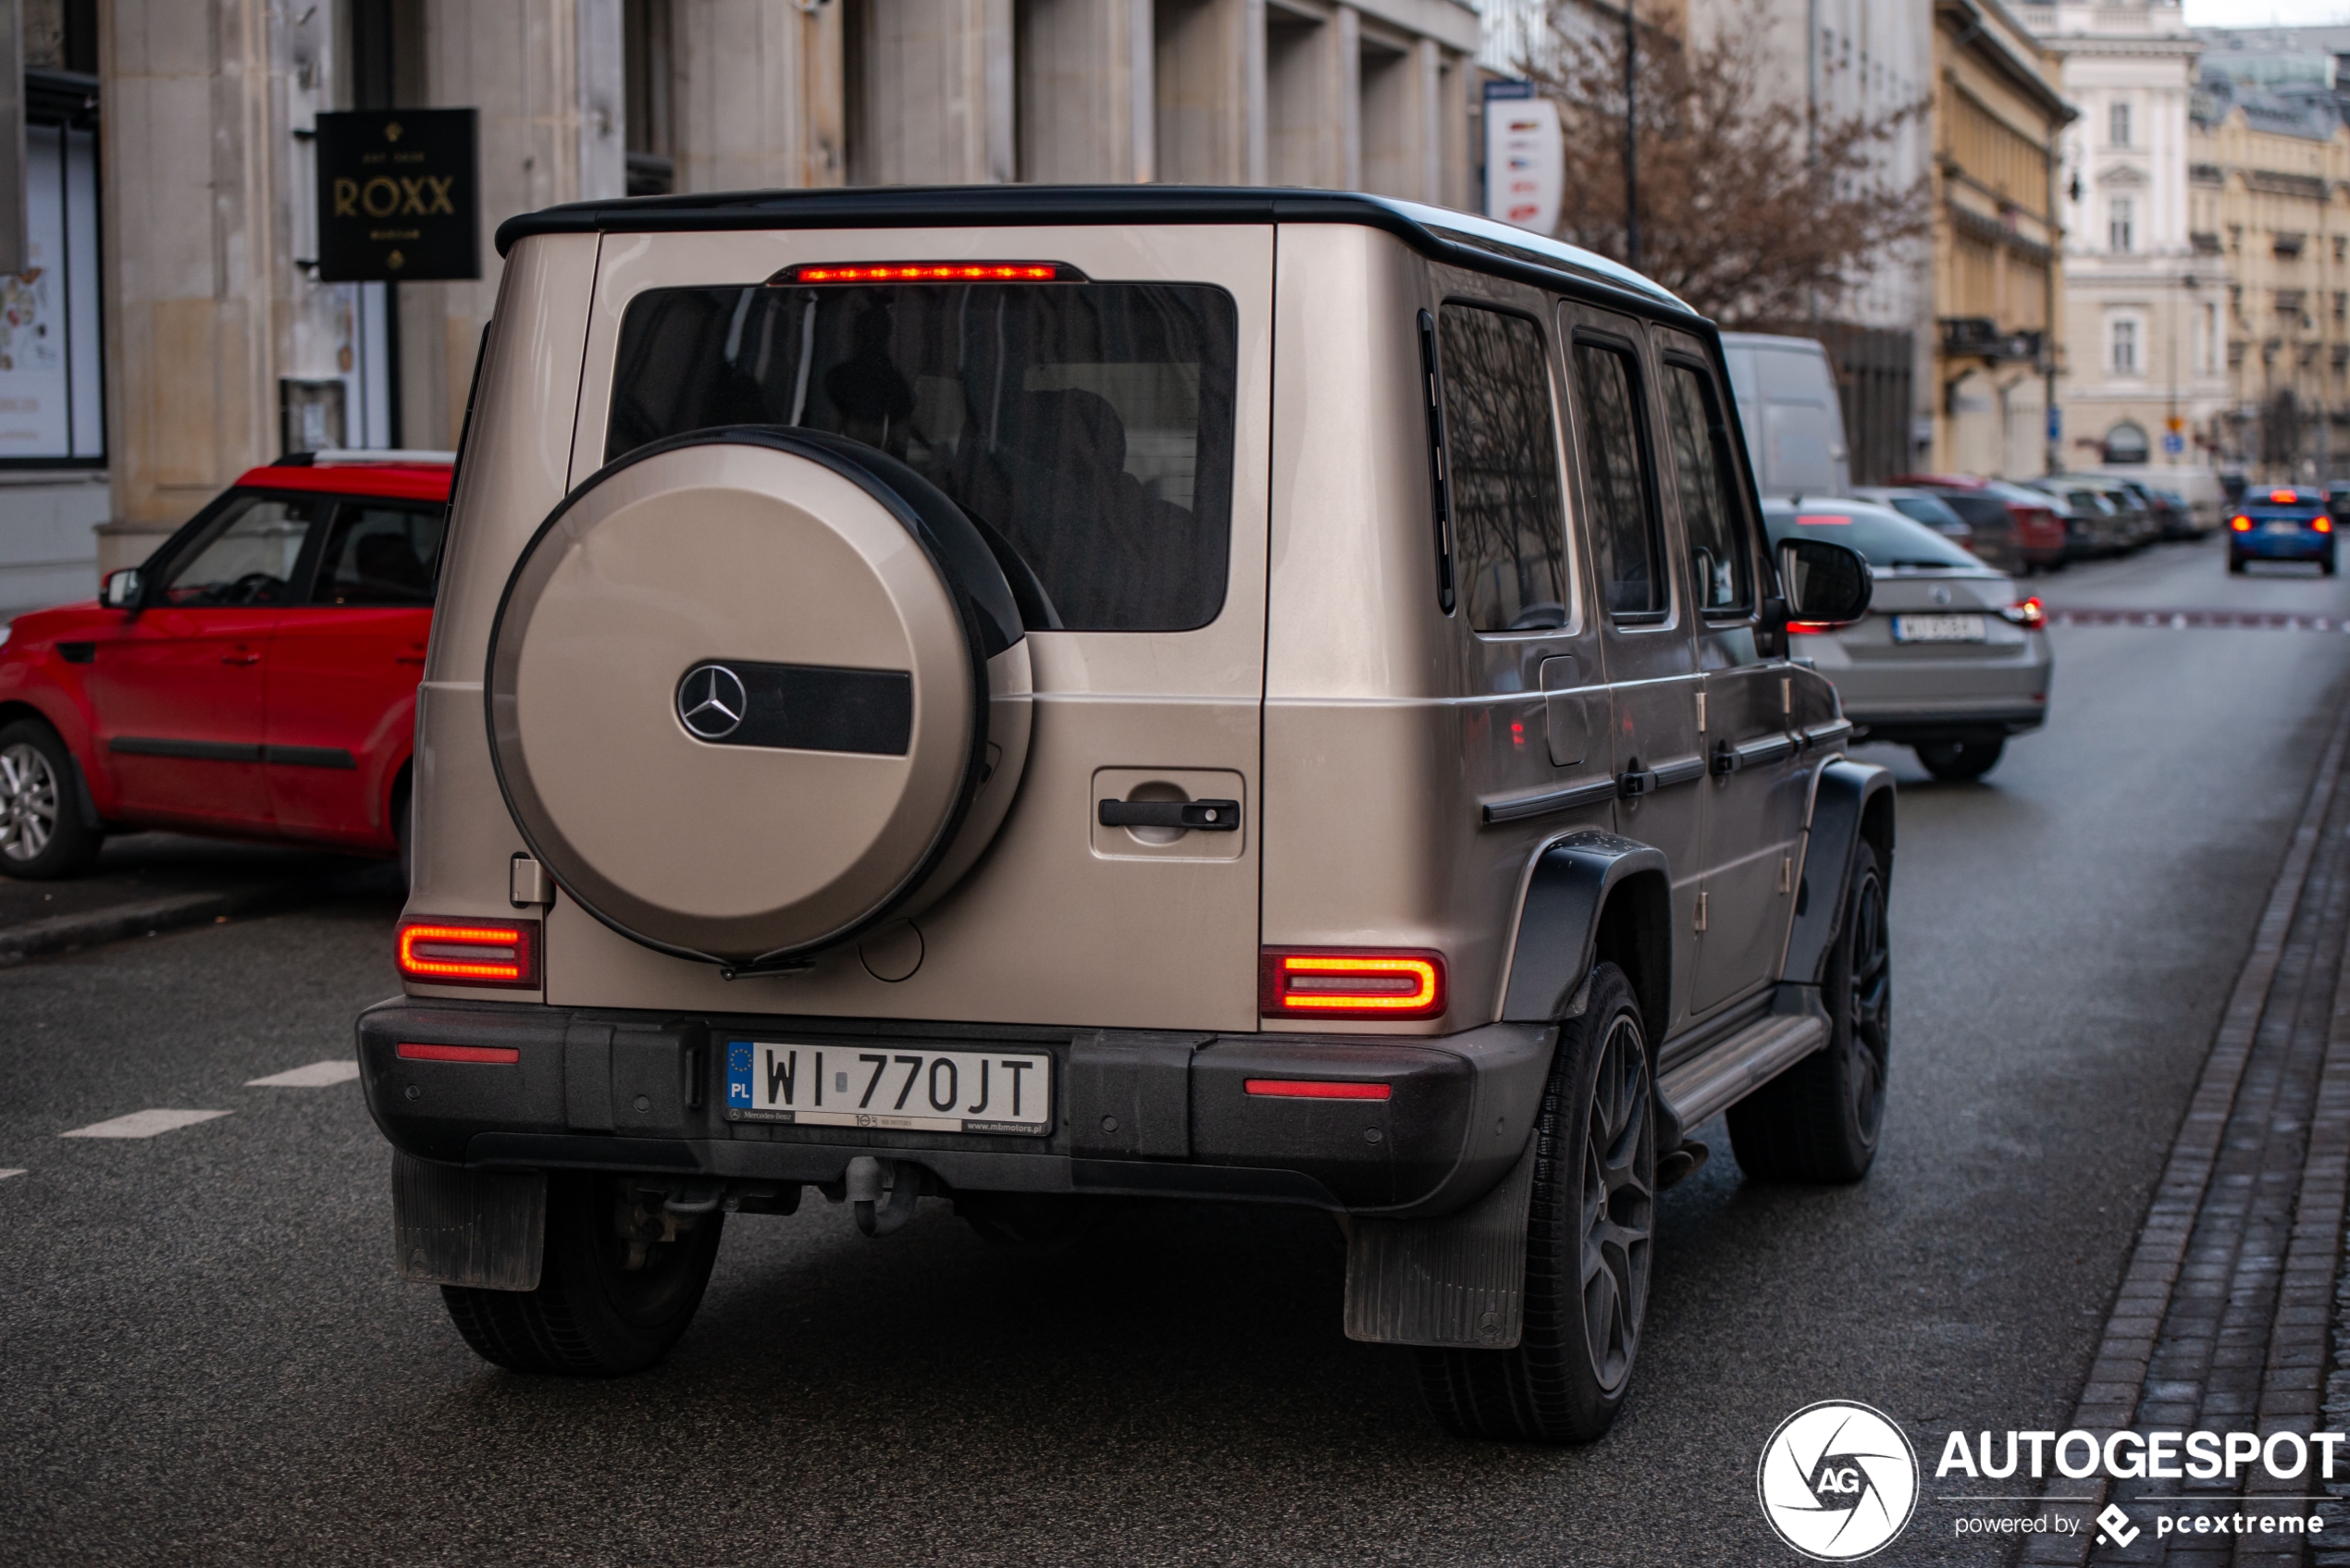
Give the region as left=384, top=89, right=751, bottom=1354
left=2265, top=521, right=2302, bottom=534
left=724, top=1041, right=1052, bottom=1135
left=1890, top=613, right=1986, bottom=644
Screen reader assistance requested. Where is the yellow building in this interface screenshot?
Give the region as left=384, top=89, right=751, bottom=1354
left=1931, top=0, right=2073, bottom=477
left=2190, top=88, right=2350, bottom=481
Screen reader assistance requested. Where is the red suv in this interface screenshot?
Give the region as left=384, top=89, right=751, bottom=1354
left=0, top=452, right=451, bottom=879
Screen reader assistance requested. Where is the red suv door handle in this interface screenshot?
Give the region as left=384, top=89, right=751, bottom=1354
left=222, top=648, right=261, bottom=666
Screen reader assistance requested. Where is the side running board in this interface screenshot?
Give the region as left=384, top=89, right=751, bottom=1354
left=1658, top=1012, right=1827, bottom=1131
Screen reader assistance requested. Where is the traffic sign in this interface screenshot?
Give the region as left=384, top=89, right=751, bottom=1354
left=2162, top=432, right=2184, bottom=455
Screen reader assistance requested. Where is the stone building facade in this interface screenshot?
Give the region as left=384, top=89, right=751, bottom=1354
left=1928, top=0, right=2071, bottom=481
left=0, top=0, right=1479, bottom=616
left=2023, top=0, right=2222, bottom=479
left=2188, top=76, right=2350, bottom=482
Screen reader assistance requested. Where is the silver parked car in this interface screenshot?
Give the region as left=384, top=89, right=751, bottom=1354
left=1763, top=499, right=2052, bottom=780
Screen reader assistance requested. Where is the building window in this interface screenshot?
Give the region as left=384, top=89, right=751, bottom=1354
left=2111, top=316, right=2139, bottom=376
left=2103, top=422, right=2148, bottom=464
left=2109, top=197, right=2134, bottom=253
left=2109, top=99, right=2132, bottom=147
left=0, top=76, right=105, bottom=463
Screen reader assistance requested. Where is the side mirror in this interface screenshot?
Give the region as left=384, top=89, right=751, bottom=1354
left=101, top=568, right=142, bottom=611
left=1776, top=538, right=1872, bottom=625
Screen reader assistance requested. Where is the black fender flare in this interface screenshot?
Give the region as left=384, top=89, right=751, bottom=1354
left=1499, top=831, right=1672, bottom=1046
left=1782, top=758, right=1896, bottom=986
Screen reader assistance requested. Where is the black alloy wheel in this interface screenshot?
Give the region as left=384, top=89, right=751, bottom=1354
left=1728, top=840, right=1891, bottom=1183
left=1417, top=961, right=1655, bottom=1443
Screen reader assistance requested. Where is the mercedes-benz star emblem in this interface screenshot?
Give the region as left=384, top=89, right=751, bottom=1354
left=677, top=663, right=747, bottom=740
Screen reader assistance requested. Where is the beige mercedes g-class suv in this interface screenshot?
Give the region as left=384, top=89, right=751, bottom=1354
left=361, top=186, right=1890, bottom=1444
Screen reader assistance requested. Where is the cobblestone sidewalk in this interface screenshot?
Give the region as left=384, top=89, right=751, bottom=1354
left=2017, top=706, right=2350, bottom=1566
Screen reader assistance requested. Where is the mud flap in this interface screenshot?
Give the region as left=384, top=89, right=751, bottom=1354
left=392, top=1152, right=546, bottom=1291
left=1341, top=1131, right=1540, bottom=1348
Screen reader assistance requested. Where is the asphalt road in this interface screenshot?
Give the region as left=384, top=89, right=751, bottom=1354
left=3, top=531, right=2346, bottom=1567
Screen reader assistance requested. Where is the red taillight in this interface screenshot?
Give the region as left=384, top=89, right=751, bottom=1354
left=2272, top=489, right=2299, bottom=504
left=1260, top=948, right=1446, bottom=1019
left=2000, top=595, right=2047, bottom=629
left=1795, top=513, right=1852, bottom=526
left=395, top=919, right=538, bottom=988
left=1243, top=1079, right=1394, bottom=1100
left=771, top=261, right=1081, bottom=285
left=396, top=1042, right=522, bottom=1065
left=2319, top=517, right=2335, bottom=534
left=1787, top=621, right=1831, bottom=635
left=2231, top=515, right=2253, bottom=532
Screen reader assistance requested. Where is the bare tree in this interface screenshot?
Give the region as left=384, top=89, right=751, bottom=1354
left=1523, top=0, right=1927, bottom=329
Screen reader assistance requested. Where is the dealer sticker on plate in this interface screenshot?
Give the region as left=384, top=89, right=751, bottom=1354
left=724, top=1041, right=1052, bottom=1135
left=1890, top=612, right=1987, bottom=644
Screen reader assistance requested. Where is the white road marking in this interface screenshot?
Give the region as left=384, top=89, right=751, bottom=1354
left=61, top=1108, right=231, bottom=1139
left=0, top=1169, right=23, bottom=1180
left=246, top=1060, right=360, bottom=1088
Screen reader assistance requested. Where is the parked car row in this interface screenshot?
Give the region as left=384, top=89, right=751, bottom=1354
left=1883, top=472, right=2206, bottom=573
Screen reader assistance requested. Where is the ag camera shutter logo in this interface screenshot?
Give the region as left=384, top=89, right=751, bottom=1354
left=1757, top=1401, right=1920, bottom=1560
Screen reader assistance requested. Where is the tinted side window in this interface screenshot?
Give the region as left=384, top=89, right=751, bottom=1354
left=1663, top=363, right=1751, bottom=613
left=1438, top=304, right=1569, bottom=632
left=314, top=501, right=448, bottom=606
left=606, top=282, right=1238, bottom=633
left=156, top=493, right=328, bottom=607
left=1571, top=341, right=1666, bottom=618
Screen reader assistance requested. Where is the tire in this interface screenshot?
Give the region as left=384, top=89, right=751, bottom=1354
left=2326, top=553, right=2339, bottom=578
left=439, top=1171, right=724, bottom=1376
left=1912, top=737, right=2004, bottom=781
left=1417, top=961, right=1655, bottom=1444
left=2229, top=553, right=2246, bottom=575
left=1727, top=840, right=1890, bottom=1184
left=0, top=719, right=102, bottom=880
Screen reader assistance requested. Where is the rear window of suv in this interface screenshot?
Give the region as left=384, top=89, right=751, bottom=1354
left=1762, top=501, right=1984, bottom=571
left=606, top=281, right=1240, bottom=633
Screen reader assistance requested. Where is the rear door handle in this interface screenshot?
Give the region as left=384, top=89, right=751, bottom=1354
left=222, top=649, right=261, bottom=666
left=1098, top=798, right=1241, bottom=832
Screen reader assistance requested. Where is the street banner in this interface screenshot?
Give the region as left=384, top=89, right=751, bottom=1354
left=315, top=108, right=479, bottom=283
left=1483, top=80, right=1561, bottom=237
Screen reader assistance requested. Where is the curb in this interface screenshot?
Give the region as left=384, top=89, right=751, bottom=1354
left=0, top=868, right=395, bottom=966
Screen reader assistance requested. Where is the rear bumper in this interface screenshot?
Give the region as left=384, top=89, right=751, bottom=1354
left=355, top=999, right=1555, bottom=1220
left=2233, top=535, right=2333, bottom=562
left=1851, top=710, right=2046, bottom=744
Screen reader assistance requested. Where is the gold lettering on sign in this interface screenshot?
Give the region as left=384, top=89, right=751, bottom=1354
left=362, top=177, right=401, bottom=217
left=397, top=177, right=456, bottom=215
left=333, top=178, right=358, bottom=216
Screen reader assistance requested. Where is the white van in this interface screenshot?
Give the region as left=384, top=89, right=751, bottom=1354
left=1721, top=333, right=1850, bottom=500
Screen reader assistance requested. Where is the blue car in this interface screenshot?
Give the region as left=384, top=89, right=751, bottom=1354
left=2228, top=488, right=2338, bottom=575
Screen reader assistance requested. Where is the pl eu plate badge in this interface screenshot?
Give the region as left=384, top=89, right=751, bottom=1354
left=727, top=1042, right=754, bottom=1112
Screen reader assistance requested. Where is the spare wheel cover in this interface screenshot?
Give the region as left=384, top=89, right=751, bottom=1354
left=487, top=430, right=1008, bottom=966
